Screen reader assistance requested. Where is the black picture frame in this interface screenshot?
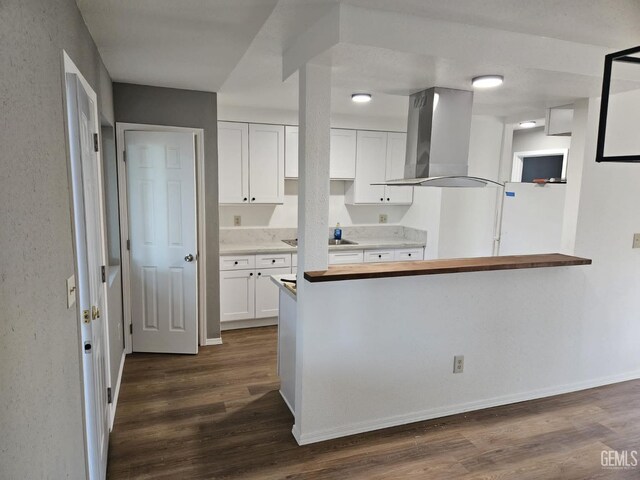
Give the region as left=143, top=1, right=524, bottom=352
left=595, top=45, right=640, bottom=163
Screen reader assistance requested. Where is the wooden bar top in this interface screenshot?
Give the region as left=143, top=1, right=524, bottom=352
left=304, top=253, right=592, bottom=283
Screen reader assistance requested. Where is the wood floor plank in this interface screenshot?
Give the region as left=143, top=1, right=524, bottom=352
left=107, top=326, right=640, bottom=479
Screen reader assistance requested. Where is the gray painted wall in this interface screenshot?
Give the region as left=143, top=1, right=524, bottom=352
left=112, top=83, right=221, bottom=339
left=0, top=0, right=113, bottom=478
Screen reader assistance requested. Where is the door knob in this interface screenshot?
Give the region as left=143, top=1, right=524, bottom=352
left=185, top=254, right=195, bottom=262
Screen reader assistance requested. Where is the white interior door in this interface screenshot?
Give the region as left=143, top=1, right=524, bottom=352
left=65, top=72, right=109, bottom=480
left=126, top=131, right=198, bottom=354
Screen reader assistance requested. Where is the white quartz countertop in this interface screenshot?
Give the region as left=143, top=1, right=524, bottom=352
left=219, top=238, right=426, bottom=255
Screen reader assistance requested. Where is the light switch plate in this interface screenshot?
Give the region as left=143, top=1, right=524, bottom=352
left=234, top=215, right=242, bottom=227
left=379, top=214, right=388, bottom=224
left=633, top=233, right=640, bottom=249
left=67, top=275, right=76, bottom=309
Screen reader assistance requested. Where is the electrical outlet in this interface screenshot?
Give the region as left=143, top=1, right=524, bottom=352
left=67, top=275, right=76, bottom=309
left=233, top=215, right=242, bottom=227
left=453, top=355, right=464, bottom=374
left=633, top=233, right=640, bottom=249
left=379, top=214, right=388, bottom=224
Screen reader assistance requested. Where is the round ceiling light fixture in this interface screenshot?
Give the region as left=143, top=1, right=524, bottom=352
left=519, top=120, right=537, bottom=129
left=471, top=75, right=504, bottom=89
left=351, top=93, right=372, bottom=103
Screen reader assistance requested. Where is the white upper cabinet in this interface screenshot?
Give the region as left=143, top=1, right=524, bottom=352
left=249, top=124, right=285, bottom=204
left=346, top=131, right=388, bottom=204
left=218, top=122, right=249, bottom=204
left=218, top=122, right=285, bottom=204
left=286, top=127, right=357, bottom=180
left=385, top=132, right=413, bottom=204
left=284, top=126, right=299, bottom=179
left=346, top=130, right=413, bottom=205
left=330, top=129, right=357, bottom=179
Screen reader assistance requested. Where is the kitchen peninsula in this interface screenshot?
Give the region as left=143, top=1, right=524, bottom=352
left=273, top=253, right=592, bottom=445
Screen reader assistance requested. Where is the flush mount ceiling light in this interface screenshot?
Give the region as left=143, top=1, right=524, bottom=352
left=351, top=93, right=372, bottom=103
left=471, top=75, right=504, bottom=89
left=519, top=120, right=537, bottom=128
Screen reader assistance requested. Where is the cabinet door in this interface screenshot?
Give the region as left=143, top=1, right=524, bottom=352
left=218, top=122, right=249, bottom=204
left=255, top=267, right=291, bottom=319
left=394, top=248, right=424, bottom=261
left=385, top=132, right=413, bottom=204
left=330, top=129, right=356, bottom=179
left=219, top=270, right=255, bottom=322
left=285, top=126, right=298, bottom=179
left=249, top=124, right=285, bottom=204
left=350, top=131, right=387, bottom=204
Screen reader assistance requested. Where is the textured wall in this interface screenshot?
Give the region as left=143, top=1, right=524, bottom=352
left=112, top=83, right=221, bottom=339
left=0, top=0, right=113, bottom=478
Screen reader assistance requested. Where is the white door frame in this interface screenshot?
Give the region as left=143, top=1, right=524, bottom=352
left=116, top=123, right=207, bottom=353
left=62, top=50, right=112, bottom=479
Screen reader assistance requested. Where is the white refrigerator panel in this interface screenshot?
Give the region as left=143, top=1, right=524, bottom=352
left=499, top=183, right=566, bottom=256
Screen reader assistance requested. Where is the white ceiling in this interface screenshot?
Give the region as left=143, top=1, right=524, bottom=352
left=77, top=0, right=640, bottom=121
left=76, top=0, right=279, bottom=91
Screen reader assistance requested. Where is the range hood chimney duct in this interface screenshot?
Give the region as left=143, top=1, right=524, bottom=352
left=378, top=86, right=502, bottom=188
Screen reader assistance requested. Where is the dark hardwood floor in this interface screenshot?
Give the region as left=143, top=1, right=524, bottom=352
left=108, top=326, right=640, bottom=479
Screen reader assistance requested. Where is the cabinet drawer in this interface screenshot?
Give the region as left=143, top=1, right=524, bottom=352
left=256, top=253, right=291, bottom=269
left=394, top=248, right=424, bottom=261
left=329, top=250, right=364, bottom=265
left=220, top=255, right=255, bottom=271
left=363, top=249, right=396, bottom=263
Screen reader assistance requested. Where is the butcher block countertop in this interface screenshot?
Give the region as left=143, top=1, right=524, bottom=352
left=303, top=253, right=592, bottom=283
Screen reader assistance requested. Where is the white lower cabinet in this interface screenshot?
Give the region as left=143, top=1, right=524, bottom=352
left=255, top=267, right=291, bottom=318
left=220, top=254, right=292, bottom=323
left=219, top=269, right=255, bottom=322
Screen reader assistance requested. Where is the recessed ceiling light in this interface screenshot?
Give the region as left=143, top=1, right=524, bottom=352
left=351, top=93, right=372, bottom=103
left=519, top=120, right=537, bottom=128
left=472, top=75, right=504, bottom=89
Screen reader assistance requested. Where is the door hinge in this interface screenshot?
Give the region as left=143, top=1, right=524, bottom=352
left=93, top=133, right=99, bottom=152
left=126, top=239, right=130, bottom=251
left=129, top=323, right=133, bottom=335
left=101, top=265, right=106, bottom=283
left=107, top=387, right=112, bottom=404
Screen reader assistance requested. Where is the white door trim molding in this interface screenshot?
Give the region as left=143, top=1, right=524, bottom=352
left=62, top=50, right=111, bottom=480
left=116, top=123, right=207, bottom=353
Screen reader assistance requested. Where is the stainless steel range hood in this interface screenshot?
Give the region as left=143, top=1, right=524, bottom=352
left=376, top=87, right=502, bottom=188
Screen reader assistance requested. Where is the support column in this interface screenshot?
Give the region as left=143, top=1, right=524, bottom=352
left=293, top=62, right=331, bottom=443
left=297, top=63, right=331, bottom=273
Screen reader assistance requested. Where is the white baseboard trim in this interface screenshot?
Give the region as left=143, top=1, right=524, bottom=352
left=109, top=351, right=126, bottom=431
left=279, top=389, right=295, bottom=415
left=205, top=337, right=223, bottom=346
left=295, top=369, right=640, bottom=445
left=221, top=317, right=277, bottom=331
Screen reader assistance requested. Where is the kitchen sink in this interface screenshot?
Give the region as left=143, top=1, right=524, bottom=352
left=281, top=238, right=358, bottom=247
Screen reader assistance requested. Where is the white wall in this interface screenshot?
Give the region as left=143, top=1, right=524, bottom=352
left=512, top=126, right=571, bottom=154
left=572, top=89, right=640, bottom=379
